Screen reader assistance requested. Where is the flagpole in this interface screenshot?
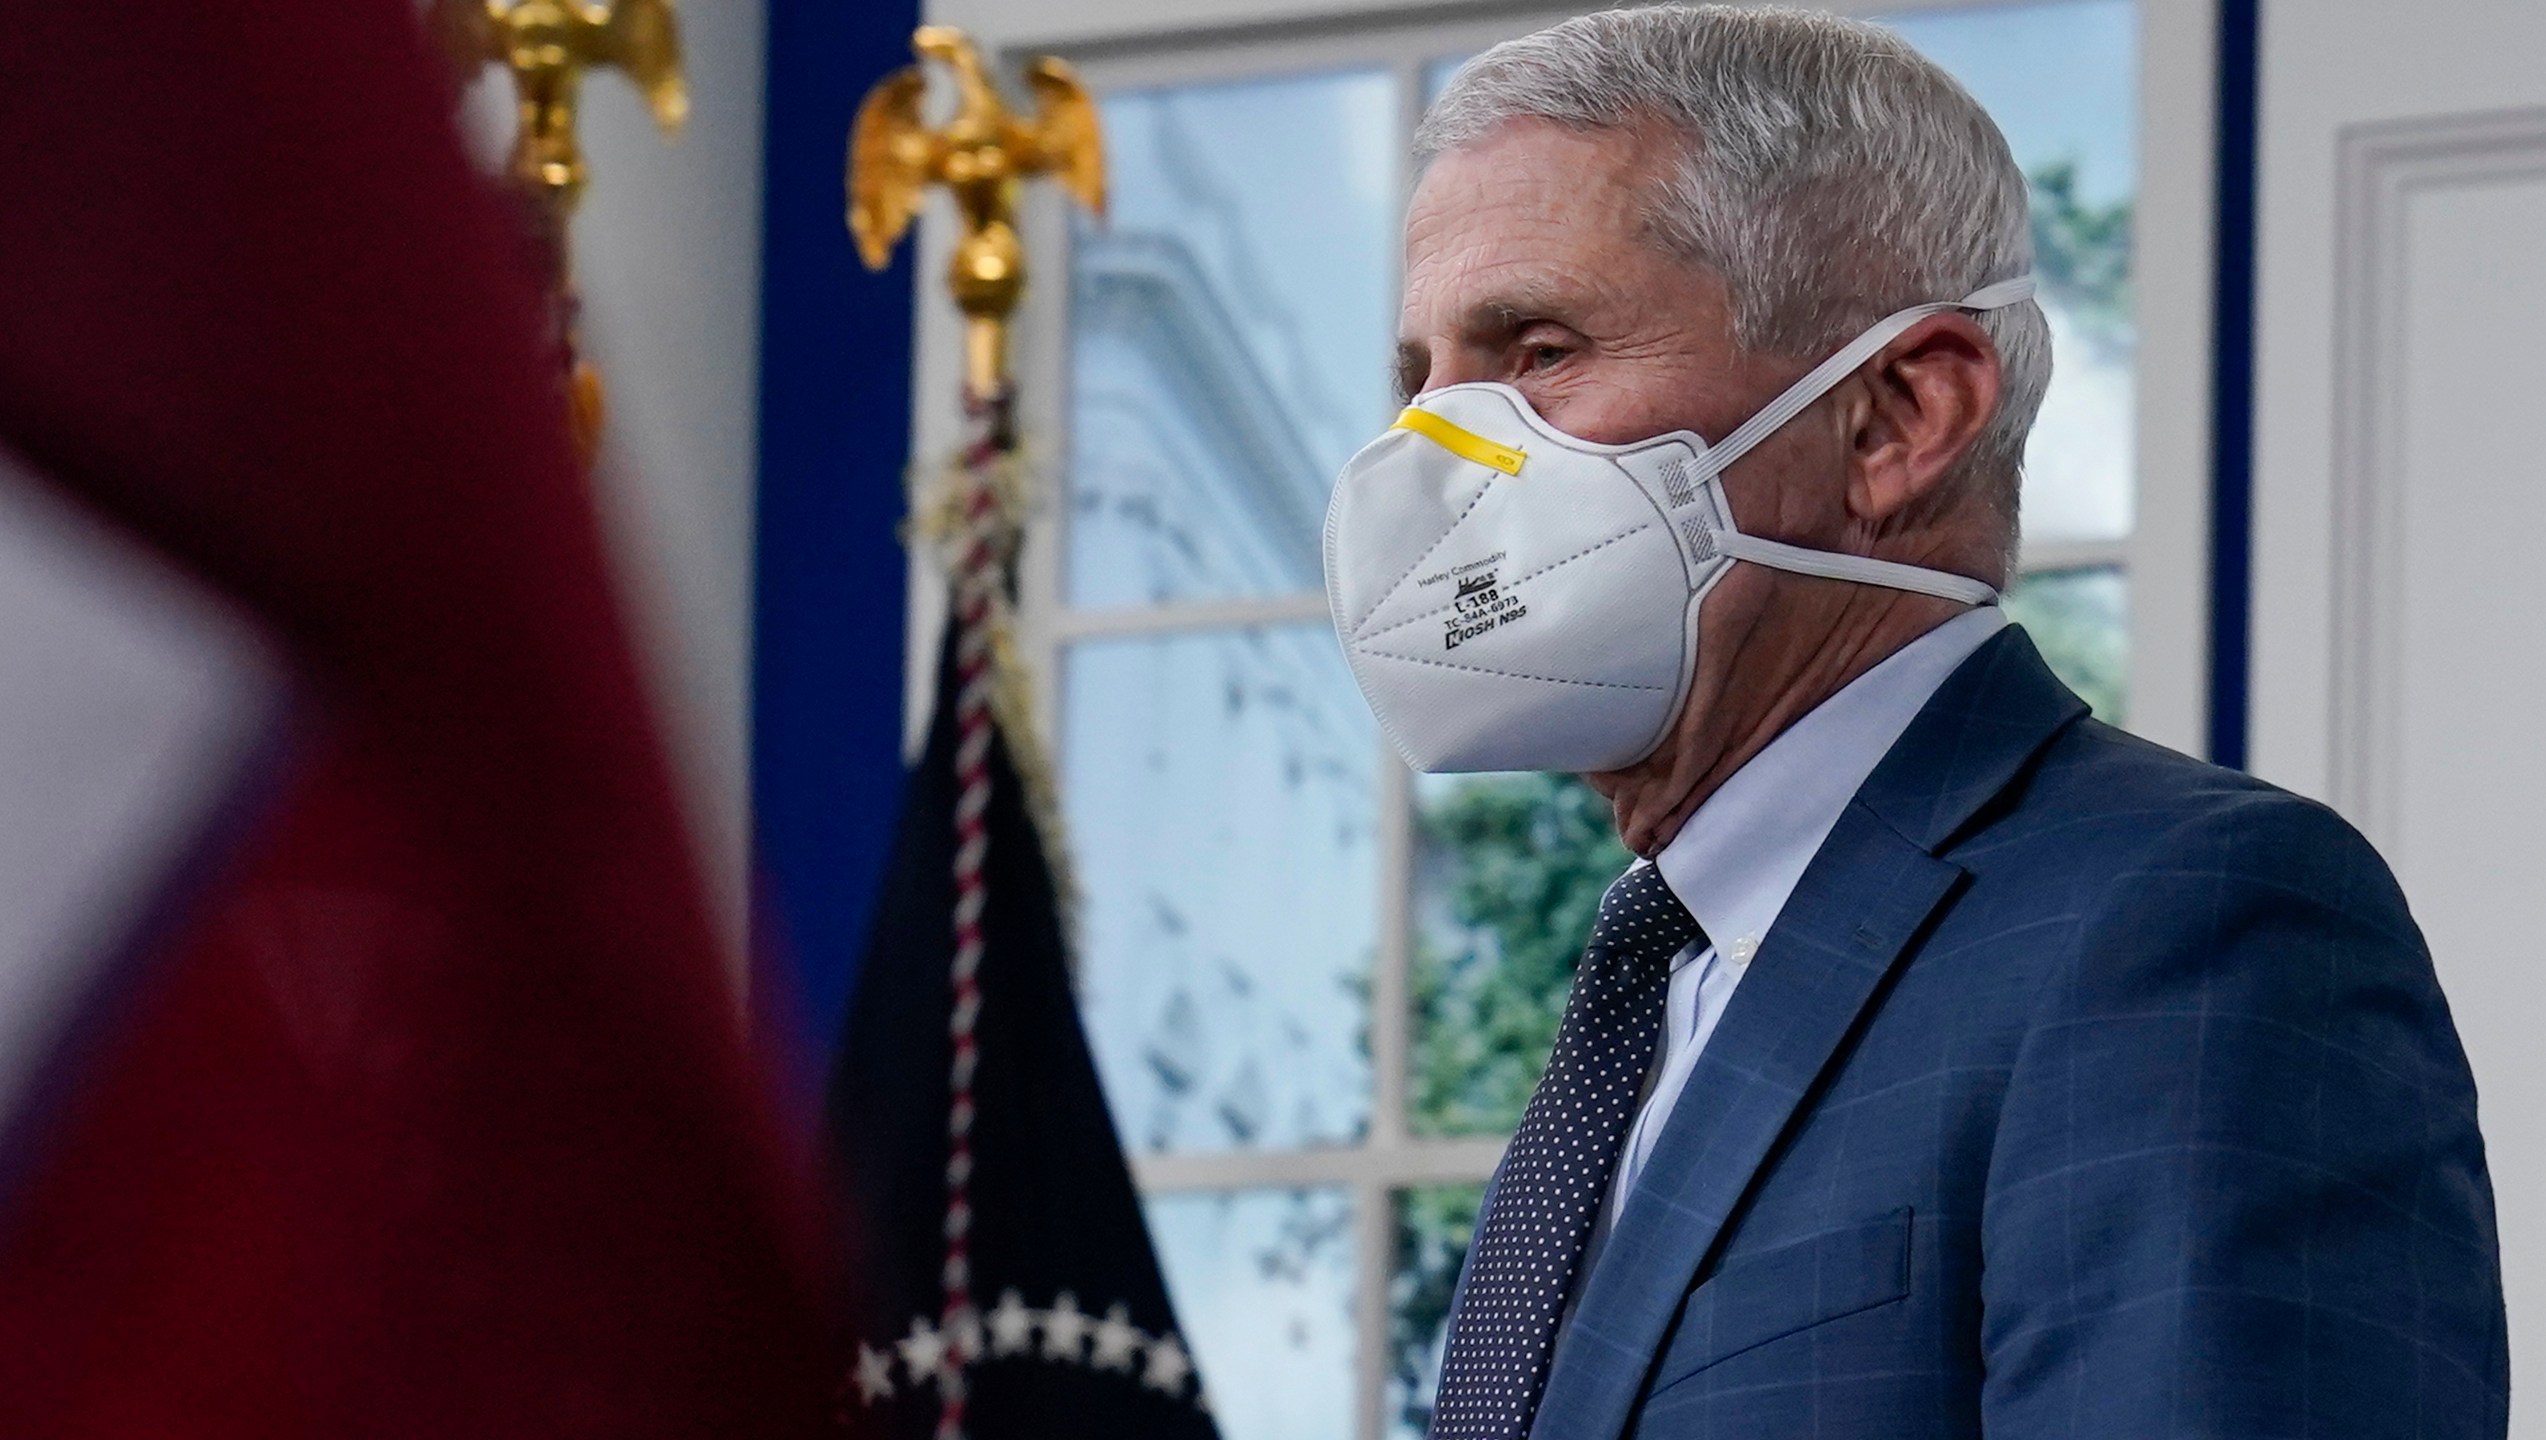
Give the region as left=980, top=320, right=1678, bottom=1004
left=849, top=28, right=1105, bottom=1440
left=429, top=0, right=691, bottom=463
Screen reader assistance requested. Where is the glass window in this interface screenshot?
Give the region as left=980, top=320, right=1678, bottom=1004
left=1892, top=0, right=2139, bottom=722
left=1149, top=1187, right=1359, bottom=1439
left=1387, top=1182, right=1483, bottom=1440
left=1064, top=625, right=1379, bottom=1154
left=1409, top=771, right=1627, bottom=1140
left=1890, top=0, right=2139, bottom=548
left=1421, top=55, right=1465, bottom=104
left=1067, top=72, right=1399, bottom=609
left=2004, top=565, right=2130, bottom=722
left=1049, top=7, right=2142, bottom=1435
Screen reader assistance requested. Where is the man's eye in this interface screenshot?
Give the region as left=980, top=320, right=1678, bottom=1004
left=1527, top=344, right=1569, bottom=370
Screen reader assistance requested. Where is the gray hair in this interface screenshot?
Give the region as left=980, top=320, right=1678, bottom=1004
left=1417, top=4, right=2050, bottom=558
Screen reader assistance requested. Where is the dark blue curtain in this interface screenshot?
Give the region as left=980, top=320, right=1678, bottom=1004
left=752, top=0, right=923, bottom=1060
left=2208, top=0, right=2260, bottom=767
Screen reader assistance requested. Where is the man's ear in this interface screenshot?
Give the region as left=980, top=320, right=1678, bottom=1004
left=1841, top=313, right=2003, bottom=525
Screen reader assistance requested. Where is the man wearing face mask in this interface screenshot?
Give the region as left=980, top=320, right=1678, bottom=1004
left=1325, top=8, right=2506, bottom=1439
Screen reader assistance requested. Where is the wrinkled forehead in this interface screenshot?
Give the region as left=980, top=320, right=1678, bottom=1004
left=1405, top=117, right=1678, bottom=246
left=1398, top=121, right=1697, bottom=331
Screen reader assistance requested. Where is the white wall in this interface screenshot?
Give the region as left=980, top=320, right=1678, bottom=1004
left=2248, top=0, right=2546, bottom=803
left=464, top=0, right=769, bottom=967
left=2248, top=0, right=2546, bottom=1419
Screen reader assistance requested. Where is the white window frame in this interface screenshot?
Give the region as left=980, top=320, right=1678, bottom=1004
left=897, top=3, right=2222, bottom=1435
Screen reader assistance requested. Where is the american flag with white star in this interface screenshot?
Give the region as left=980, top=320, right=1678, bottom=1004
left=826, top=625, right=1220, bottom=1440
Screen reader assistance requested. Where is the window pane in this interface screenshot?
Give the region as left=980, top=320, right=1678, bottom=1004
left=1407, top=772, right=1630, bottom=1139
left=1068, top=70, right=1400, bottom=608
left=1062, top=625, right=1377, bottom=1153
left=2006, top=566, right=2129, bottom=722
left=1422, top=55, right=1466, bottom=105
left=1388, top=1182, right=1486, bottom=1440
left=1149, top=1188, right=1358, bottom=1440
left=1888, top=0, right=2139, bottom=544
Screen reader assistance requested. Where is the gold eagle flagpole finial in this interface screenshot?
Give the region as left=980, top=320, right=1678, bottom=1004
left=429, top=0, right=688, bottom=460
left=835, top=30, right=1106, bottom=1434
left=848, top=25, right=1105, bottom=399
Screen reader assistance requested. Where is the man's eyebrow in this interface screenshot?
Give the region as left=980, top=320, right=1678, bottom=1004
left=1394, top=279, right=1596, bottom=397
left=1455, top=283, right=1589, bottom=339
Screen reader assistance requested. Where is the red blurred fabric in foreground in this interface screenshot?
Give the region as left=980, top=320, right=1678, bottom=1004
left=0, top=3, right=835, bottom=1435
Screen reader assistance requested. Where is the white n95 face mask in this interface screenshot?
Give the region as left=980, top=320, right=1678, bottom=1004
left=1323, top=278, right=2033, bottom=775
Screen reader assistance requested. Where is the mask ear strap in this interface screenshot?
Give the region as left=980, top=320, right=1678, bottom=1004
left=1701, top=277, right=2038, bottom=479
left=1712, top=531, right=2002, bottom=606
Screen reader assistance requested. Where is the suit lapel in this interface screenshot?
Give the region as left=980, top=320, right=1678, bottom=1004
left=1526, top=627, right=2089, bottom=1440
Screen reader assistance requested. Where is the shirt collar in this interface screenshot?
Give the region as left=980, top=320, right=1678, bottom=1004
left=1651, top=607, right=2009, bottom=959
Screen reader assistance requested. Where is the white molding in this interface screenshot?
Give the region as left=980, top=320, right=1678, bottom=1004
left=2018, top=538, right=2130, bottom=575
left=945, top=0, right=2063, bottom=71
left=1356, top=752, right=1417, bottom=1439
left=1349, top=1175, right=1394, bottom=1440
left=2328, top=106, right=2546, bottom=849
left=1131, top=1136, right=1506, bottom=1191
left=1369, top=760, right=1417, bottom=1153
left=1052, top=591, right=1333, bottom=640
left=2126, top=0, right=2218, bottom=759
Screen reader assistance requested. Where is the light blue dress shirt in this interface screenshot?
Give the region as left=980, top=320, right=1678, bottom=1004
left=1597, top=606, right=2008, bottom=1234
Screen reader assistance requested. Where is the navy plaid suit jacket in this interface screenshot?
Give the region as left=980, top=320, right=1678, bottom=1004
left=1515, top=625, right=2507, bottom=1440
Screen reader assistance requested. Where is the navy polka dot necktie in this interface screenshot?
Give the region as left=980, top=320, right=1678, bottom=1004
left=1430, top=862, right=1702, bottom=1440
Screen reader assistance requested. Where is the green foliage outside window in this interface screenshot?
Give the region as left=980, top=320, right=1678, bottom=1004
left=1408, top=774, right=1632, bottom=1138
left=2028, top=158, right=2133, bottom=352
left=2016, top=159, right=2135, bottom=725
left=2005, top=567, right=2128, bottom=723
left=1392, top=773, right=1625, bottom=1433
